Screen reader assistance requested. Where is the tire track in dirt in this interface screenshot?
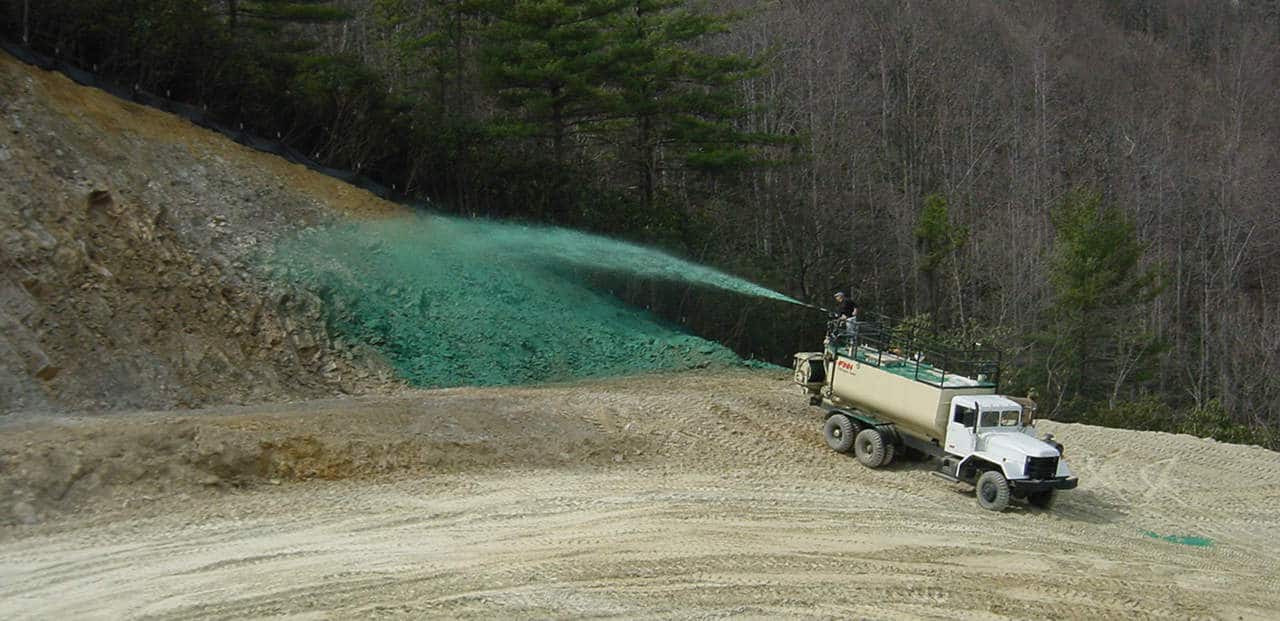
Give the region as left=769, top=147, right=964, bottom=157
left=1, top=371, right=1278, bottom=619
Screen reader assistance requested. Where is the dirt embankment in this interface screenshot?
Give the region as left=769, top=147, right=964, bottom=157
left=0, top=385, right=637, bottom=527
left=0, top=51, right=402, bottom=413
left=1, top=370, right=1278, bottom=619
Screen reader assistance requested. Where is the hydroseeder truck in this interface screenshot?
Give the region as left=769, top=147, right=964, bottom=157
left=794, top=318, right=1077, bottom=511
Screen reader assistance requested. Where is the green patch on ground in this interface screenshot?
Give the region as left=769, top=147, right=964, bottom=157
left=1142, top=531, right=1213, bottom=548
left=265, top=214, right=784, bottom=387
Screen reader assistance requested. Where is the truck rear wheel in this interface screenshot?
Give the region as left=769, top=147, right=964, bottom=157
left=881, top=441, right=896, bottom=466
left=823, top=415, right=856, bottom=453
left=975, top=470, right=1011, bottom=512
left=853, top=429, right=886, bottom=468
left=1028, top=489, right=1056, bottom=509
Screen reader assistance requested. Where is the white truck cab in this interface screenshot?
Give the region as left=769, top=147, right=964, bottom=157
left=942, top=395, right=1075, bottom=509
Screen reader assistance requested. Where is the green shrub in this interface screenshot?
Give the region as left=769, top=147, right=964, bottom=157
left=889, top=313, right=934, bottom=355
left=1080, top=396, right=1173, bottom=432
left=1178, top=401, right=1277, bottom=449
left=1078, top=397, right=1277, bottom=450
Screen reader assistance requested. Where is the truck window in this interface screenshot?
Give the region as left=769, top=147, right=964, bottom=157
left=1000, top=410, right=1021, bottom=426
left=954, top=405, right=976, bottom=427
left=979, top=410, right=1000, bottom=427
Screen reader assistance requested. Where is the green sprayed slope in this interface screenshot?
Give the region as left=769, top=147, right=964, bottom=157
left=267, top=215, right=781, bottom=387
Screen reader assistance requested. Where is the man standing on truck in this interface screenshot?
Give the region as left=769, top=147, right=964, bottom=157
left=833, top=291, right=859, bottom=336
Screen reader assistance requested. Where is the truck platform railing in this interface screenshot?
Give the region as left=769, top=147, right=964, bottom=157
left=826, top=316, right=1000, bottom=389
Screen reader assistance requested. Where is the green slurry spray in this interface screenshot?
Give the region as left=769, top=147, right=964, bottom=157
left=267, top=214, right=801, bottom=387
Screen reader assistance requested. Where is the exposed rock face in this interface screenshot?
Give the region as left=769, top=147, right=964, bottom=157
left=0, top=52, right=399, bottom=414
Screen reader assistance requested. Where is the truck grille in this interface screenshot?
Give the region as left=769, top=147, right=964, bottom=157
left=1025, top=456, right=1059, bottom=480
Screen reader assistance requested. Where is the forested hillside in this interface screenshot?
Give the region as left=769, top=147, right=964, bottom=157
left=3, top=0, right=1277, bottom=447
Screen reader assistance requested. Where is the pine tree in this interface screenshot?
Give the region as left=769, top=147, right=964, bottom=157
left=475, top=0, right=778, bottom=222
left=207, top=1, right=352, bottom=130
left=601, top=0, right=769, bottom=210
left=375, top=0, right=482, bottom=119
left=1036, top=189, right=1162, bottom=410
left=913, top=193, right=966, bottom=319
left=478, top=0, right=627, bottom=170
left=373, top=0, right=490, bottom=200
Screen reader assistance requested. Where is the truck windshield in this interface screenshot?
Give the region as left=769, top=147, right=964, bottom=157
left=979, top=410, right=1021, bottom=428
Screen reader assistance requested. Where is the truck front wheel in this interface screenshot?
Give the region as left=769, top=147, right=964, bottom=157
left=975, top=470, right=1011, bottom=511
left=853, top=429, right=887, bottom=468
left=823, top=415, right=856, bottom=453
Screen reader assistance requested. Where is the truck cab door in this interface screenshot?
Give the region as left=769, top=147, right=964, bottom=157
left=946, top=404, right=977, bottom=456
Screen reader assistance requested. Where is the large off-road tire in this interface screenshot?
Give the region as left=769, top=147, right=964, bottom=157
left=976, top=470, right=1011, bottom=512
left=853, top=428, right=887, bottom=468
left=881, top=441, right=896, bottom=467
left=1027, top=489, right=1056, bottom=510
left=823, top=415, right=856, bottom=453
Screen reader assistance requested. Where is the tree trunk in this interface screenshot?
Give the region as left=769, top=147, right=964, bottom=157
left=550, top=91, right=567, bottom=220
left=551, top=91, right=564, bottom=169
left=640, top=114, right=653, bottom=210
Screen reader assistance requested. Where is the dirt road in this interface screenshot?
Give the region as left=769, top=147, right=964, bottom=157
left=2, top=370, right=1278, bottom=619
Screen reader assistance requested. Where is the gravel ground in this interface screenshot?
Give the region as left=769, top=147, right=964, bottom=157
left=2, top=370, right=1277, bottom=619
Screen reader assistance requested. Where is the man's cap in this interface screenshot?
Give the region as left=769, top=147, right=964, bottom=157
left=834, top=292, right=846, bottom=298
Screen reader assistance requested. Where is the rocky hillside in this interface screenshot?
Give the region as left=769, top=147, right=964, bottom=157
left=0, top=51, right=399, bottom=414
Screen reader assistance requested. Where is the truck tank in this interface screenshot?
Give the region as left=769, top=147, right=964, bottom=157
left=807, top=319, right=1003, bottom=443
